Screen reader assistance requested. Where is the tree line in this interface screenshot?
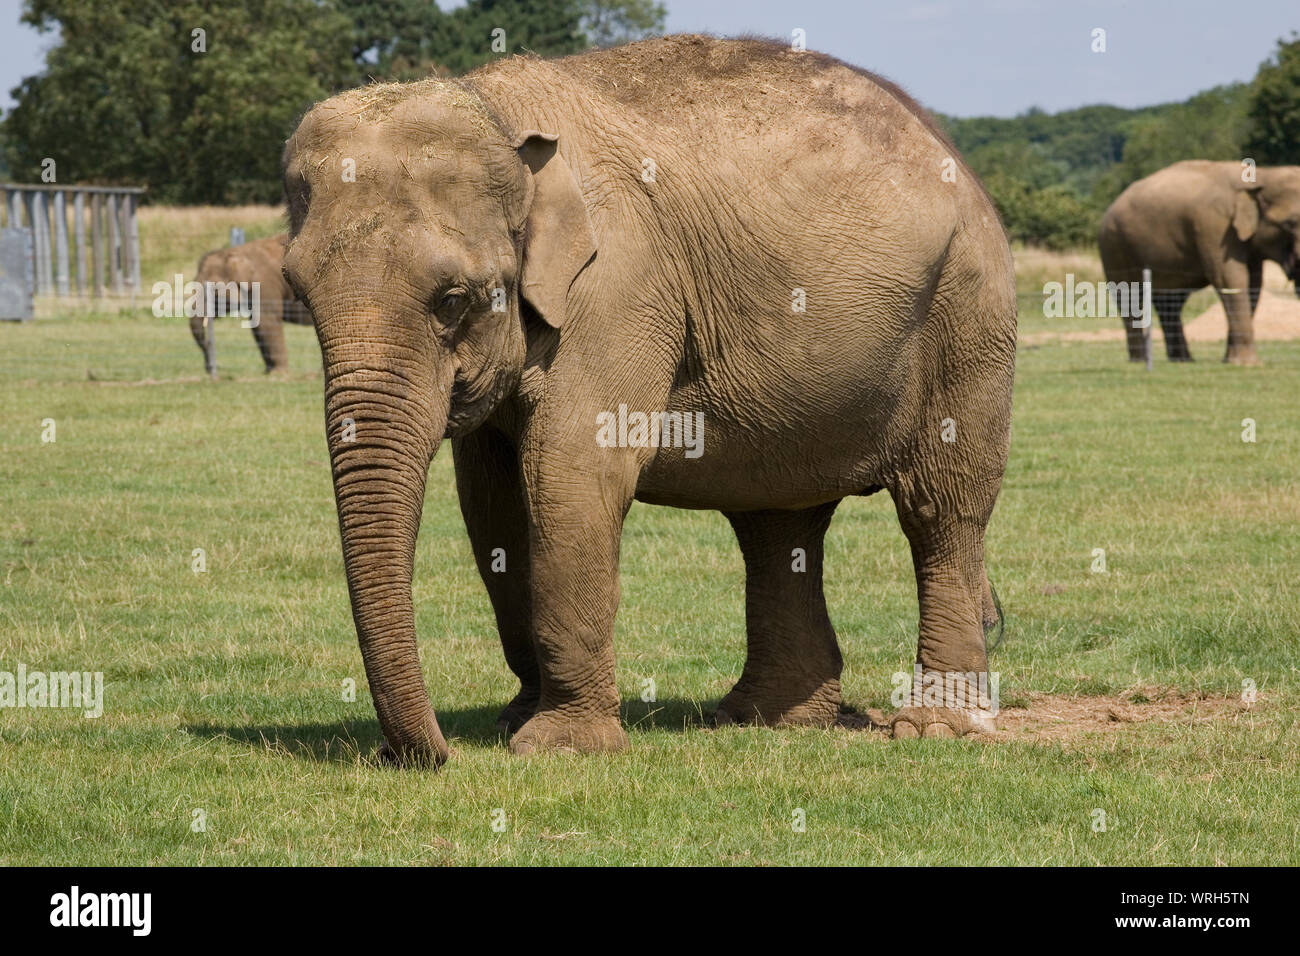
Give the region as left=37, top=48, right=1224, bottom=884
left=941, top=33, right=1300, bottom=249
left=2, top=2, right=1296, bottom=249
left=0, top=0, right=665, bottom=204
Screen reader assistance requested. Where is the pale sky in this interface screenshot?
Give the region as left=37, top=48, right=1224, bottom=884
left=0, top=0, right=1295, bottom=117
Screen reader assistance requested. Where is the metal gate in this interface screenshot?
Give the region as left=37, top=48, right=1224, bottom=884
left=0, top=227, right=35, bottom=321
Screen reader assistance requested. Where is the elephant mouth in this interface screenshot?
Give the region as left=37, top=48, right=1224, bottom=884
left=444, top=364, right=517, bottom=438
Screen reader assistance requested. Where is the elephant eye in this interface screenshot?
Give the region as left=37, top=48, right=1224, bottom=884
left=436, top=289, right=468, bottom=319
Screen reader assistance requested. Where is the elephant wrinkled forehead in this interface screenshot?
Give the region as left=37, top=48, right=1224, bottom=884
left=284, top=86, right=526, bottom=280
left=285, top=86, right=523, bottom=238
left=289, top=81, right=506, bottom=175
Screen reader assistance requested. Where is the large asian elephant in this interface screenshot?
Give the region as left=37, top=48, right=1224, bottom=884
left=189, top=234, right=310, bottom=373
left=1098, top=161, right=1300, bottom=365
left=281, top=35, right=1017, bottom=767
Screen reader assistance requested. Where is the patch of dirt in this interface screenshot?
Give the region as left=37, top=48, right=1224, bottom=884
left=1184, top=291, right=1300, bottom=342
left=844, top=687, right=1254, bottom=744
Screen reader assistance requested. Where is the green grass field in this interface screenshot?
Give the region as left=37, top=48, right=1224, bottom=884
left=1, top=311, right=1297, bottom=865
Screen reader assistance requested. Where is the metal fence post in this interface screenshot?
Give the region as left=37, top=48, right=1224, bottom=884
left=31, top=191, right=52, bottom=295
left=91, top=193, right=104, bottom=298
left=1142, top=268, right=1152, bottom=371
left=74, top=192, right=87, bottom=295
left=126, top=193, right=141, bottom=294
left=53, top=190, right=70, bottom=296
left=106, top=193, right=123, bottom=295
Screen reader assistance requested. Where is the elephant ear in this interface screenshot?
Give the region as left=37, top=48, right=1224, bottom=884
left=513, top=131, right=597, bottom=329
left=1233, top=187, right=1261, bottom=241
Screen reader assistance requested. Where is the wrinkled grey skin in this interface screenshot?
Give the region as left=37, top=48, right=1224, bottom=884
left=1099, top=161, right=1300, bottom=365
left=282, top=36, right=1017, bottom=767
left=189, top=234, right=310, bottom=372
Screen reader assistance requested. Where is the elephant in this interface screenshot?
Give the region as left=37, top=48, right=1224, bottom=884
left=281, top=35, right=1017, bottom=767
left=189, top=234, right=310, bottom=373
left=1098, top=160, right=1300, bottom=365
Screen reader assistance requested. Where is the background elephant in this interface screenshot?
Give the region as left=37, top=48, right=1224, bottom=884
left=282, top=35, right=1017, bottom=767
left=1098, top=161, right=1300, bottom=365
left=189, top=234, right=309, bottom=372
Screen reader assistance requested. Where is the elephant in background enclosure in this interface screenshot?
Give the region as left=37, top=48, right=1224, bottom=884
left=1099, top=161, right=1300, bottom=365
left=282, top=35, right=1016, bottom=767
left=189, top=234, right=310, bottom=372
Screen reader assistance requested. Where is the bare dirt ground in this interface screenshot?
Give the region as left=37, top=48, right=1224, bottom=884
left=844, top=687, right=1255, bottom=744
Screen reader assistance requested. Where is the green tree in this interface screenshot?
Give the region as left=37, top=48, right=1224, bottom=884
left=334, top=1, right=666, bottom=81
left=580, top=0, right=665, bottom=48
left=3, top=0, right=355, bottom=203
left=1091, top=84, right=1249, bottom=208
left=1244, top=33, right=1300, bottom=165
left=430, top=0, right=587, bottom=76
left=334, top=0, right=445, bottom=80
left=982, top=173, right=1096, bottom=250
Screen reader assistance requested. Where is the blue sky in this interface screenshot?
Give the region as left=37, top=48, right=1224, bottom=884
left=0, top=0, right=1295, bottom=117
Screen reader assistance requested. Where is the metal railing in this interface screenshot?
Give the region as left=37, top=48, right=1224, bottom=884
left=1, top=184, right=146, bottom=305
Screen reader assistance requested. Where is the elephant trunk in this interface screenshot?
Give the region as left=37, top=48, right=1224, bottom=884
left=323, top=343, right=452, bottom=767
left=1284, top=250, right=1300, bottom=296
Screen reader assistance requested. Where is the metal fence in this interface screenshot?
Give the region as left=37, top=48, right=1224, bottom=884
left=0, top=184, right=146, bottom=317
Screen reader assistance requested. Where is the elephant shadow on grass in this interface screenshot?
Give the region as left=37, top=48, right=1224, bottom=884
left=186, top=698, right=714, bottom=765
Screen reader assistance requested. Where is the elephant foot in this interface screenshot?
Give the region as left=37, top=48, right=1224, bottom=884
left=494, top=687, right=540, bottom=734
left=1224, top=347, right=1260, bottom=366
left=375, top=735, right=449, bottom=769
left=508, top=710, right=628, bottom=756
left=714, top=678, right=840, bottom=727
left=1167, top=353, right=1194, bottom=362
left=877, top=706, right=998, bottom=739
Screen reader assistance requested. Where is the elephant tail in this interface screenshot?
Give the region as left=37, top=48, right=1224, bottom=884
left=982, top=578, right=1005, bottom=655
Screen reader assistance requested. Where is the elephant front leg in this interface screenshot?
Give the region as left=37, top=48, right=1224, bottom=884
left=452, top=429, right=540, bottom=734
left=508, top=461, right=634, bottom=756
left=716, top=503, right=843, bottom=727
left=1218, top=262, right=1261, bottom=366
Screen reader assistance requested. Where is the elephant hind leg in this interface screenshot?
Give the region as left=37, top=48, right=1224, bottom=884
left=250, top=309, right=289, bottom=372
left=883, top=465, right=1000, bottom=739
left=715, top=502, right=843, bottom=728
left=1153, top=289, right=1192, bottom=361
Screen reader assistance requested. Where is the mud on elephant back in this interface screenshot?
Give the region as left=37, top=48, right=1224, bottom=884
left=189, top=233, right=312, bottom=373
left=280, top=35, right=1017, bottom=768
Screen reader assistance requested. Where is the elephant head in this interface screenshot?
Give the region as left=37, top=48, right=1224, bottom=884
left=1233, top=165, right=1300, bottom=291
left=281, top=80, right=596, bottom=765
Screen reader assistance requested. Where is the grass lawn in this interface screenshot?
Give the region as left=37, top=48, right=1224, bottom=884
left=1, top=310, right=1297, bottom=865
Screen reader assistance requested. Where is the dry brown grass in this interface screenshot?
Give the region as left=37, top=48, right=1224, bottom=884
left=137, top=204, right=286, bottom=290
left=1012, top=244, right=1106, bottom=296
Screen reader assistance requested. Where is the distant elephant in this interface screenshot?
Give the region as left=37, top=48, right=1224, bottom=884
left=281, top=35, right=1017, bottom=767
left=189, top=234, right=310, bottom=372
left=1099, top=161, right=1300, bottom=365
